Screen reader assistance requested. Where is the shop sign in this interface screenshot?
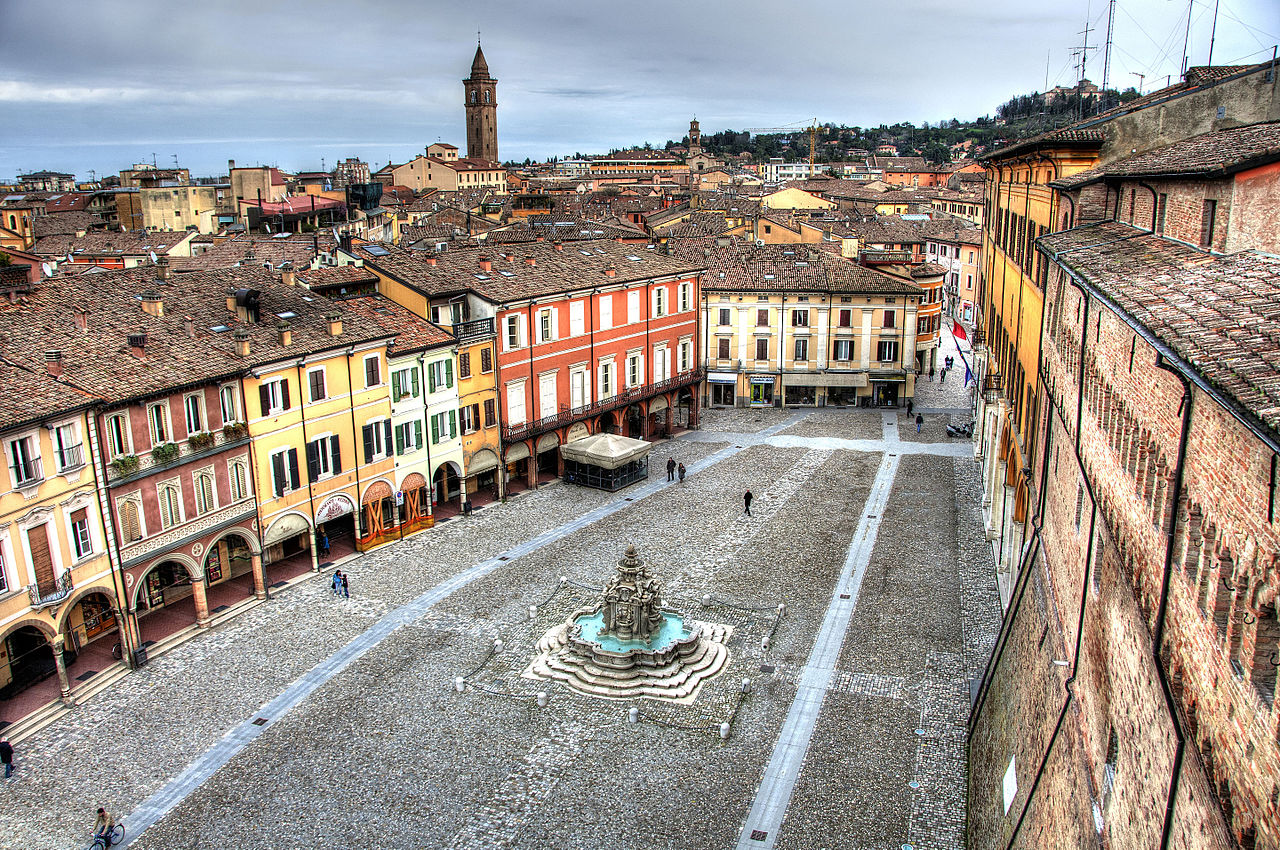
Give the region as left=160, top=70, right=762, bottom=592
left=749, top=374, right=776, bottom=385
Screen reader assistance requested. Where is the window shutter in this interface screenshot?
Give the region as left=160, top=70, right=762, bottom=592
left=330, top=435, right=341, bottom=474
left=449, top=410, right=457, bottom=439
left=272, top=453, right=286, bottom=496
left=362, top=424, right=375, bottom=464
left=428, top=365, right=437, bottom=393
left=431, top=415, right=440, bottom=444
left=395, top=426, right=404, bottom=455
left=383, top=419, right=392, bottom=452
left=392, top=372, right=401, bottom=402
left=414, top=420, right=423, bottom=448
left=306, top=441, right=321, bottom=480
left=259, top=384, right=271, bottom=417
left=280, top=379, right=291, bottom=411
left=445, top=360, right=453, bottom=388
left=288, top=448, right=301, bottom=490
left=411, top=369, right=420, bottom=397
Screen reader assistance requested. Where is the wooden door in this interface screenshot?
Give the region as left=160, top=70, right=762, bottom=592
left=27, top=524, right=56, bottom=595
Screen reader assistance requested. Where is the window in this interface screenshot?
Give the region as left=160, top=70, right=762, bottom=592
left=791, top=309, right=809, bottom=327
left=569, top=300, right=585, bottom=336
left=460, top=403, right=481, bottom=434
left=1155, top=193, right=1167, bottom=234
left=756, top=338, right=769, bottom=360
left=627, top=290, right=640, bottom=324
left=838, top=309, right=852, bottom=328
left=506, top=381, right=527, bottom=426
left=599, top=362, right=614, bottom=399
left=394, top=420, right=423, bottom=454
left=484, top=398, right=496, bottom=427
left=362, top=420, right=392, bottom=462
left=679, top=280, right=691, bottom=311
left=308, top=368, right=327, bottom=402
left=538, top=308, right=554, bottom=342
left=106, top=413, right=131, bottom=458
left=653, top=287, right=667, bottom=317
left=70, top=508, right=92, bottom=559
left=833, top=339, right=853, bottom=361
left=392, top=367, right=420, bottom=401
left=54, top=423, right=83, bottom=470
left=794, top=338, right=808, bottom=361
left=968, top=251, right=975, bottom=263
left=259, top=378, right=289, bottom=416
left=158, top=482, right=183, bottom=529
left=230, top=459, right=249, bottom=501
left=757, top=309, right=769, bottom=326
left=505, top=315, right=525, bottom=350
left=194, top=471, right=215, bottom=515
left=480, top=347, right=493, bottom=373
left=117, top=498, right=142, bottom=542
left=627, top=353, right=642, bottom=387
left=458, top=351, right=472, bottom=379
left=599, top=295, right=613, bottom=330
left=364, top=355, right=381, bottom=388
left=679, top=340, right=692, bottom=372
left=430, top=410, right=457, bottom=443
left=149, top=403, right=170, bottom=444
left=882, top=309, right=896, bottom=329
left=717, top=338, right=731, bottom=359
left=219, top=384, right=239, bottom=424
left=306, top=435, right=342, bottom=479
left=718, top=308, right=731, bottom=326
left=428, top=359, right=454, bottom=392
left=876, top=340, right=899, bottom=362
left=1200, top=199, right=1217, bottom=248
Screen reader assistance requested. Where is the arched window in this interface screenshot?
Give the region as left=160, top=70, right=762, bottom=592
left=470, top=91, right=477, bottom=104
left=158, top=483, right=182, bottom=528
left=484, top=90, right=490, bottom=104
left=194, top=472, right=215, bottom=514
left=6, top=214, right=14, bottom=230
left=118, top=499, right=142, bottom=542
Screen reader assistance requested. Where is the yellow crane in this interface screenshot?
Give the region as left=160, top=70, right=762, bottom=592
left=745, top=119, right=821, bottom=174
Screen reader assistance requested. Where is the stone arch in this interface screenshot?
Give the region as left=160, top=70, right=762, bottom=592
left=55, top=584, right=120, bottom=635
left=263, top=510, right=313, bottom=546
left=362, top=478, right=394, bottom=504
left=535, top=432, right=560, bottom=453
left=130, top=553, right=201, bottom=611
left=0, top=617, right=58, bottom=645
left=400, top=471, right=427, bottom=493
left=207, top=527, right=262, bottom=557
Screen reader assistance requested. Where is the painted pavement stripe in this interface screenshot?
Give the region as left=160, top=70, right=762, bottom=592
left=121, top=413, right=809, bottom=846
left=735, top=443, right=901, bottom=850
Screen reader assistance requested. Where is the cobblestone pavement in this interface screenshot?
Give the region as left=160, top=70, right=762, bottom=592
left=2, top=409, right=998, bottom=850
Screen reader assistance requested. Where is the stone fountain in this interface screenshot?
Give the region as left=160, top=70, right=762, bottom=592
left=526, top=545, right=730, bottom=702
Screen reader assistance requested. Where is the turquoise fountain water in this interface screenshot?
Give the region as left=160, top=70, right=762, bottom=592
left=574, top=610, right=691, bottom=654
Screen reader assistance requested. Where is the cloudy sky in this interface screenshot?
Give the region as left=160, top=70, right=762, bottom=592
left=1, top=0, right=1275, bottom=180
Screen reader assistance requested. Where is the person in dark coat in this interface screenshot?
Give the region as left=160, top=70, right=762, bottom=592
left=1, top=738, right=13, bottom=778
left=678, top=463, right=686, bottom=483
left=340, top=571, right=350, bottom=598
left=907, top=399, right=914, bottom=416
left=744, top=489, right=753, bottom=516
left=319, top=530, right=330, bottom=557
left=916, top=413, right=924, bottom=433
left=667, top=457, right=677, bottom=482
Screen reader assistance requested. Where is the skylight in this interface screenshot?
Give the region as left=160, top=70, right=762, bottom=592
left=500, top=270, right=515, bottom=277
left=272, top=232, right=290, bottom=239
left=209, top=325, right=230, bottom=333
left=362, top=245, right=390, bottom=257
left=474, top=273, right=490, bottom=280
left=275, top=311, right=298, bottom=319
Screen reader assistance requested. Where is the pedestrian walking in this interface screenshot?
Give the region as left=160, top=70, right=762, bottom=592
left=331, top=571, right=342, bottom=596
left=1, top=738, right=13, bottom=779
left=678, top=463, right=686, bottom=483
left=743, top=489, right=753, bottom=515
left=916, top=413, right=924, bottom=433
left=319, top=530, right=330, bottom=558
left=940, top=368, right=947, bottom=384
left=907, top=399, right=914, bottom=416
left=667, top=457, right=677, bottom=482
left=929, top=366, right=936, bottom=382
left=341, top=572, right=350, bottom=598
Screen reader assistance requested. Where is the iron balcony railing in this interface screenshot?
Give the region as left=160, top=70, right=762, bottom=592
left=502, top=368, right=705, bottom=444
left=454, top=317, right=496, bottom=344
left=57, top=444, right=84, bottom=471
left=859, top=249, right=913, bottom=264
left=9, top=457, right=43, bottom=489
left=29, top=570, right=73, bottom=610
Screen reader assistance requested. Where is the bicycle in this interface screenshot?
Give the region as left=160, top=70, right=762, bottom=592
left=88, top=824, right=124, bottom=849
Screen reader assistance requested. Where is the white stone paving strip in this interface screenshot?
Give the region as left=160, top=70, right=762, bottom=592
left=120, top=412, right=810, bottom=847
left=735, top=434, right=901, bottom=850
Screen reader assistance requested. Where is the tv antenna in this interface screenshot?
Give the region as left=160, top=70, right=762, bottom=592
left=172, top=154, right=179, bottom=170
left=1131, top=71, right=1146, bottom=95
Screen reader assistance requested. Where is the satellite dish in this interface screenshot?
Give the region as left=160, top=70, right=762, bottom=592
left=66, top=253, right=73, bottom=262
left=41, top=262, right=53, bottom=278
left=331, top=227, right=339, bottom=242
left=149, top=250, right=158, bottom=264
left=263, top=223, right=272, bottom=233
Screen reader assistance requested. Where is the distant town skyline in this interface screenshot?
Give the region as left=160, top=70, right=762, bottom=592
left=1, top=0, right=1275, bottom=180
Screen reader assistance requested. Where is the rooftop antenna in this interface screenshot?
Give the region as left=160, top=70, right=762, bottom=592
left=1206, top=0, right=1222, bottom=67
left=1131, top=71, right=1146, bottom=95
left=1180, top=0, right=1194, bottom=77
left=1101, top=0, right=1116, bottom=98
left=172, top=154, right=179, bottom=170
left=152, top=152, right=158, bottom=168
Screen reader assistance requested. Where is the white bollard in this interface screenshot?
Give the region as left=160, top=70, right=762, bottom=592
left=777, top=602, right=786, bottom=616
left=761, top=635, right=770, bottom=651
left=454, top=676, right=465, bottom=693
left=528, top=605, right=537, bottom=620
left=628, top=707, right=639, bottom=724
left=536, top=691, right=548, bottom=708
left=719, top=722, right=731, bottom=739
left=742, top=677, right=752, bottom=695
left=493, top=639, right=504, bottom=653
left=560, top=575, right=568, bottom=585
left=702, top=594, right=712, bottom=607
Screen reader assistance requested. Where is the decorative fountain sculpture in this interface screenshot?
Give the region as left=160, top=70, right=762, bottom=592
left=526, top=545, right=730, bottom=701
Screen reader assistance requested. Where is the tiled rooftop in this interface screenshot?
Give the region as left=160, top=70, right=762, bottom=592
left=33, top=230, right=191, bottom=258
left=669, top=240, right=922, bottom=296
left=1038, top=220, right=1280, bottom=436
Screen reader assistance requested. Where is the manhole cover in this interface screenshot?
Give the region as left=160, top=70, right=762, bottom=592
left=498, top=556, right=510, bottom=561
left=839, top=593, right=851, bottom=600
left=252, top=717, right=269, bottom=726
left=759, top=664, right=776, bottom=674
left=909, top=780, right=920, bottom=789
left=750, top=830, right=768, bottom=841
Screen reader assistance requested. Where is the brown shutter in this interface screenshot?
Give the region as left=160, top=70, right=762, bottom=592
left=27, top=523, right=56, bottom=595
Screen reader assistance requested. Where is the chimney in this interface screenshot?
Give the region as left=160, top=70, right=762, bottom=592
left=183, top=315, right=195, bottom=338
left=75, top=228, right=86, bottom=238
left=233, top=328, right=251, bottom=357
left=156, top=256, right=171, bottom=281
left=604, top=265, right=617, bottom=278
left=503, top=252, right=515, bottom=262
left=339, top=232, right=353, bottom=253
left=140, top=292, right=164, bottom=317
left=44, top=350, right=63, bottom=377
left=281, top=268, right=297, bottom=287
left=228, top=159, right=236, bottom=173
left=424, top=254, right=438, bottom=267
left=277, top=321, right=293, bottom=347
left=478, top=256, right=492, bottom=272
left=226, top=288, right=237, bottom=312
left=128, top=332, right=147, bottom=358
left=73, top=309, right=88, bottom=331
left=525, top=256, right=537, bottom=267
left=552, top=241, right=564, bottom=252
left=535, top=234, right=545, bottom=242
left=325, top=311, right=343, bottom=337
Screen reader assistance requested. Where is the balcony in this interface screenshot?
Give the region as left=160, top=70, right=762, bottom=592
left=859, top=249, right=913, bottom=265
left=454, top=317, right=496, bottom=344
left=9, top=457, right=43, bottom=489
left=502, top=368, right=704, bottom=444
left=107, top=427, right=251, bottom=486
left=57, top=443, right=85, bottom=471
left=29, top=570, right=73, bottom=610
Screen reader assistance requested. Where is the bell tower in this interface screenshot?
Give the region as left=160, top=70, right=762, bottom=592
left=463, top=41, right=498, bottom=163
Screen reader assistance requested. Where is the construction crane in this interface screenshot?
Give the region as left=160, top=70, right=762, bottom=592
left=745, top=119, right=821, bottom=175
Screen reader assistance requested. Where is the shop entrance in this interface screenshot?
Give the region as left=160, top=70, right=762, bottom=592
left=749, top=380, right=774, bottom=406
left=136, top=561, right=197, bottom=645
left=710, top=383, right=735, bottom=406
left=0, top=626, right=55, bottom=701
left=873, top=383, right=900, bottom=407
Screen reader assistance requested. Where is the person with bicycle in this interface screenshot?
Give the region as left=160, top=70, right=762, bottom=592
left=93, top=807, right=114, bottom=843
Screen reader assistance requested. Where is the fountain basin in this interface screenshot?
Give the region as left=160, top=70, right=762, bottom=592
left=568, top=609, right=703, bottom=671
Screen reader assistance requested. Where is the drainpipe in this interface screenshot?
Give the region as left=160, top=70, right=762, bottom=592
left=1153, top=354, right=1193, bottom=850
left=418, top=351, right=433, bottom=523
left=343, top=349, right=365, bottom=544
left=778, top=294, right=786, bottom=408
left=85, top=407, right=139, bottom=666
left=292, top=362, right=320, bottom=570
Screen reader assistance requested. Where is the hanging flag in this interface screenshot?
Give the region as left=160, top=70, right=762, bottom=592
left=964, top=363, right=973, bottom=387
left=952, top=322, right=969, bottom=343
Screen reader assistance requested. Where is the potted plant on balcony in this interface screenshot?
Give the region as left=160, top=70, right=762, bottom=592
left=110, top=454, right=140, bottom=477
left=188, top=431, right=215, bottom=451
left=222, top=422, right=248, bottom=440
left=151, top=442, right=180, bottom=465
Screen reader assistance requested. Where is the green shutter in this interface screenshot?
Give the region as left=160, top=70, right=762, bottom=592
left=395, top=426, right=404, bottom=455
left=445, top=360, right=453, bottom=388
left=428, top=365, right=436, bottom=393
left=392, top=372, right=401, bottom=402
left=414, top=420, right=423, bottom=448
left=411, top=369, right=420, bottom=397
left=449, top=410, right=457, bottom=439
left=431, top=415, right=440, bottom=444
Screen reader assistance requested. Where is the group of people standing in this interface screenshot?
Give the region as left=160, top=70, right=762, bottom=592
left=331, top=570, right=350, bottom=597
left=665, top=457, right=686, bottom=483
